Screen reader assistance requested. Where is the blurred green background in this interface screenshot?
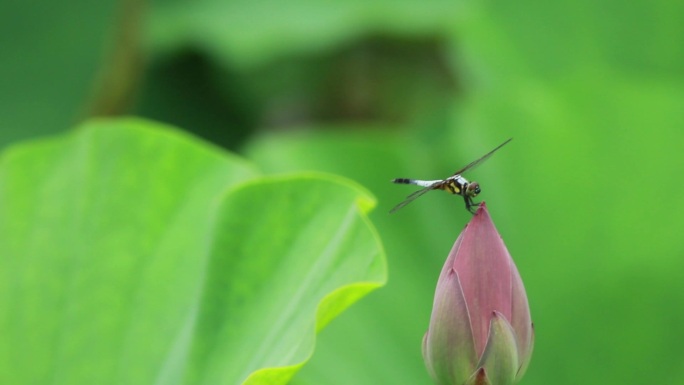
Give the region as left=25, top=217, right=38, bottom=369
left=3, top=0, right=684, bottom=384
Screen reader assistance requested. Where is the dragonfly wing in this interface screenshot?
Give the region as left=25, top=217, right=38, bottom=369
left=389, top=182, right=442, bottom=213
left=452, top=138, right=512, bottom=176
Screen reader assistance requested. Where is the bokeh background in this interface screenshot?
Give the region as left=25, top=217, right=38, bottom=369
left=3, top=0, right=684, bottom=384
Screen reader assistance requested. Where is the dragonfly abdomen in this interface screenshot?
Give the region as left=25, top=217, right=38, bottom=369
left=392, top=178, right=413, bottom=184
left=393, top=178, right=443, bottom=188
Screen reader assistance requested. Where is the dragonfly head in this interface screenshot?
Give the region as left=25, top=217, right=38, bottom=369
left=466, top=182, right=481, bottom=197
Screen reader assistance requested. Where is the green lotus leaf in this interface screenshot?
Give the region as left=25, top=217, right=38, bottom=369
left=0, top=118, right=386, bottom=385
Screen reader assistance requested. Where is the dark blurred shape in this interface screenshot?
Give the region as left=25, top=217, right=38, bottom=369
left=133, top=34, right=460, bottom=150
left=86, top=0, right=146, bottom=118
left=316, top=36, right=459, bottom=124
left=249, top=35, right=460, bottom=129
left=133, top=49, right=257, bottom=150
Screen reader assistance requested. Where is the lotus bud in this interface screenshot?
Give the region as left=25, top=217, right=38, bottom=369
left=422, top=203, right=534, bottom=385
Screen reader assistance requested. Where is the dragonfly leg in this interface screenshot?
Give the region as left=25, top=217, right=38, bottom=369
left=464, top=197, right=481, bottom=214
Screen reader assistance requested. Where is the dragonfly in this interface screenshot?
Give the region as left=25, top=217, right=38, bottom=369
left=390, top=138, right=512, bottom=214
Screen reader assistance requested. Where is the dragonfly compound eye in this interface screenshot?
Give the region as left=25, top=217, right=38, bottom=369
left=468, top=182, right=481, bottom=196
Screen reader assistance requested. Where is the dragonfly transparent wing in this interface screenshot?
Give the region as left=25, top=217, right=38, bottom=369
left=452, top=138, right=512, bottom=176
left=389, top=182, right=442, bottom=213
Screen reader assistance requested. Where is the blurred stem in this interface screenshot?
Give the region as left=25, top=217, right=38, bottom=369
left=84, top=0, right=146, bottom=117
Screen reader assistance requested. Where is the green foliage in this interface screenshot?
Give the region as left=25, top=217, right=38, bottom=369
left=3, top=0, right=684, bottom=384
left=147, top=0, right=463, bottom=69
left=0, top=119, right=386, bottom=384
left=0, top=0, right=122, bottom=148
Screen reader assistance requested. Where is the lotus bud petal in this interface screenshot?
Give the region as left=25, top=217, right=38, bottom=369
left=422, top=203, right=534, bottom=385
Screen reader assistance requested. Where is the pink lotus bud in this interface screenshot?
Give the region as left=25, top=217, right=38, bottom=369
left=422, top=203, right=534, bottom=385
